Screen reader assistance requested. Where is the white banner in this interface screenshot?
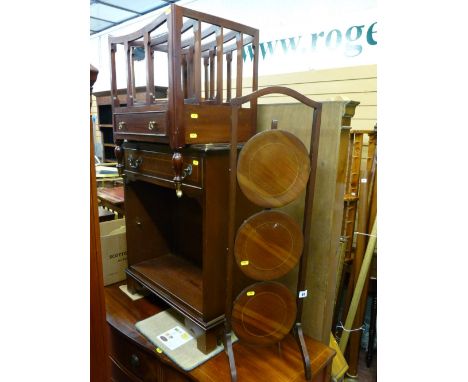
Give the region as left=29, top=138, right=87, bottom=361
left=244, top=13, right=378, bottom=75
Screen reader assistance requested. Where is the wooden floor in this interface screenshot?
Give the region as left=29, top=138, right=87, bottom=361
left=344, top=350, right=377, bottom=382
left=359, top=351, right=377, bottom=381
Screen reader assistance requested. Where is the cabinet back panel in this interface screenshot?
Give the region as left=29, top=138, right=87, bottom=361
left=125, top=181, right=203, bottom=268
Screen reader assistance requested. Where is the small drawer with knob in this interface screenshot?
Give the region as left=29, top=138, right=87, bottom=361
left=124, top=148, right=202, bottom=189
left=114, top=111, right=168, bottom=141
left=108, top=325, right=161, bottom=381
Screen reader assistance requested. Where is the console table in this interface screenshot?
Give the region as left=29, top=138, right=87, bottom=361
left=97, top=186, right=125, bottom=218
left=105, top=282, right=335, bottom=382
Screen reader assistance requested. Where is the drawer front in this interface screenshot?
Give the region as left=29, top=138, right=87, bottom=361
left=184, top=104, right=253, bottom=144
left=110, top=359, right=189, bottom=382
left=109, top=327, right=161, bottom=381
left=110, top=358, right=143, bottom=382
left=114, top=112, right=168, bottom=140
left=124, top=149, right=202, bottom=188
left=161, top=365, right=190, bottom=382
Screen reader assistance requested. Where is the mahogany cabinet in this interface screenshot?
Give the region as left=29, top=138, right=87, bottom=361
left=121, top=141, right=258, bottom=351
left=110, top=3, right=261, bottom=354
left=102, top=4, right=337, bottom=381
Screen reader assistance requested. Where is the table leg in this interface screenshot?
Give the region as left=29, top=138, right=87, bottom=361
left=196, top=327, right=219, bottom=354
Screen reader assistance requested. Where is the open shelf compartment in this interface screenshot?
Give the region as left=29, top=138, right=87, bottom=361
left=128, top=254, right=204, bottom=322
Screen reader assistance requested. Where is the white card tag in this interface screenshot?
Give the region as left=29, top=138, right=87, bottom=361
left=157, top=326, right=193, bottom=350
left=299, top=290, right=308, bottom=298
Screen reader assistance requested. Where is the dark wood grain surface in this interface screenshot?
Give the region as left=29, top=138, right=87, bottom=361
left=114, top=111, right=168, bottom=137
left=130, top=254, right=203, bottom=316
left=97, top=185, right=125, bottom=217
left=124, top=148, right=202, bottom=188
left=105, top=282, right=335, bottom=382
left=98, top=186, right=125, bottom=205
left=183, top=104, right=253, bottom=144
left=91, top=65, right=111, bottom=382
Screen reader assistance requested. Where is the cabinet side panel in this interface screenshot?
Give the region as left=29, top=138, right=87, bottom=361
left=201, top=152, right=229, bottom=320
left=202, top=151, right=260, bottom=321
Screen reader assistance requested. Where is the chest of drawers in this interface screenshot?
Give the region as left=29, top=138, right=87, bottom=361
left=109, top=325, right=189, bottom=382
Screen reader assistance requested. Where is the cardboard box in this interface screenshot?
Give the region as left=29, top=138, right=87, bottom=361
left=100, top=218, right=127, bottom=286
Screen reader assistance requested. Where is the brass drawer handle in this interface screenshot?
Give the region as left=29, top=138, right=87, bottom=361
left=127, top=155, right=142, bottom=169
left=118, top=121, right=126, bottom=130
left=148, top=120, right=157, bottom=130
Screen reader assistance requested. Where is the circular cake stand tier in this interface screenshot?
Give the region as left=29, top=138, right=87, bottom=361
left=231, top=281, right=297, bottom=346
left=237, top=129, right=311, bottom=208
left=235, top=210, right=304, bottom=280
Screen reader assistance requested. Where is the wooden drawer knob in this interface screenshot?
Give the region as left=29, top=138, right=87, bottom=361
left=127, top=155, right=142, bottom=169
left=130, top=353, right=140, bottom=369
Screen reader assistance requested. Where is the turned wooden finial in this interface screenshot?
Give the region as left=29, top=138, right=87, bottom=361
left=172, top=152, right=184, bottom=198
left=90, top=64, right=98, bottom=105
left=171, top=152, right=193, bottom=198
left=90, top=64, right=99, bottom=89
left=115, top=144, right=124, bottom=176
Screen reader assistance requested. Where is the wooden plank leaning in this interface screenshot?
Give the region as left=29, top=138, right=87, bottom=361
left=338, top=218, right=377, bottom=354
